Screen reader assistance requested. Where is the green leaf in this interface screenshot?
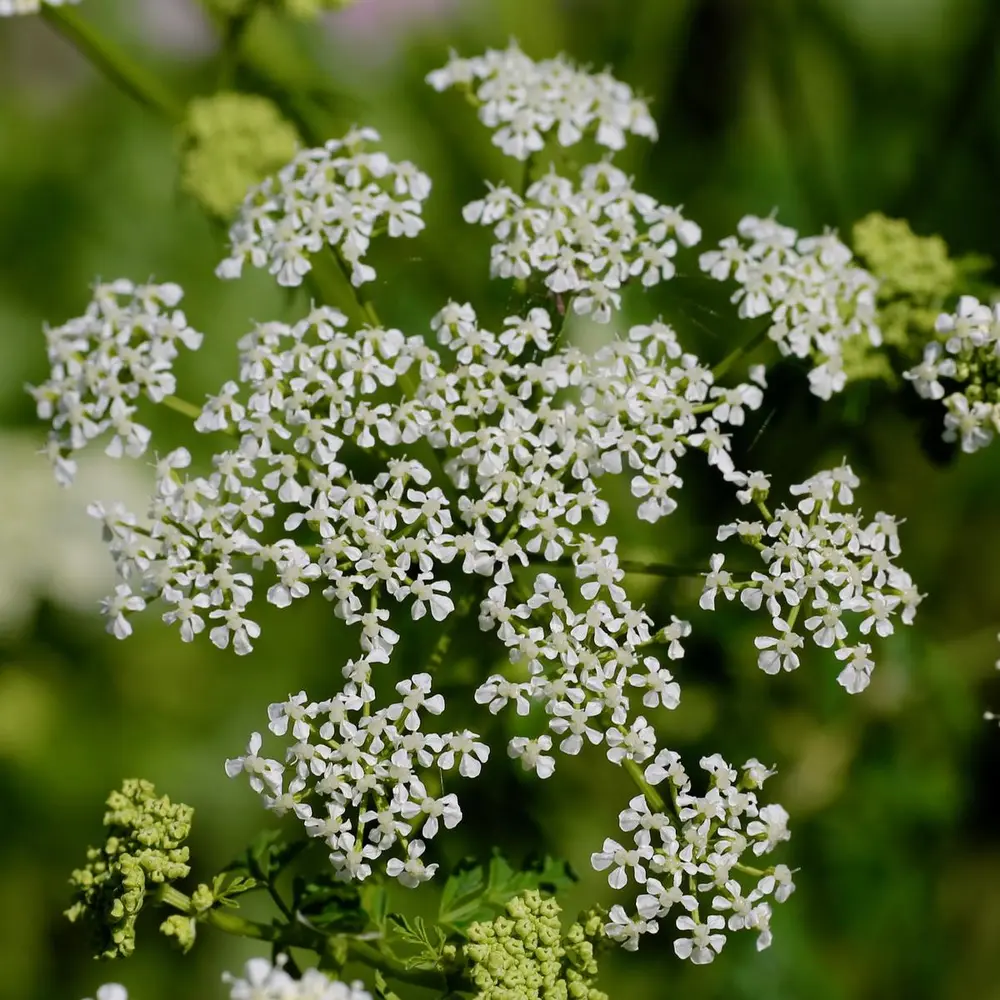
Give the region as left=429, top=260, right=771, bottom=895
left=226, top=830, right=307, bottom=882
left=211, top=873, right=258, bottom=907
left=292, top=874, right=367, bottom=933
left=438, top=851, right=577, bottom=931
left=387, top=914, right=449, bottom=969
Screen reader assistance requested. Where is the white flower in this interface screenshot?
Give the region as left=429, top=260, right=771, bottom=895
left=218, top=129, right=430, bottom=289
left=508, top=735, right=556, bottom=778
left=604, top=904, right=656, bottom=950
left=591, top=833, right=653, bottom=888
left=700, top=216, right=879, bottom=398
left=385, top=839, right=439, bottom=888
left=83, top=986, right=127, bottom=1000
left=427, top=43, right=657, bottom=159
left=673, top=914, right=727, bottom=964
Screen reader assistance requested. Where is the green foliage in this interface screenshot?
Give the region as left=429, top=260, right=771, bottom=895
left=292, top=874, right=369, bottom=933
left=439, top=853, right=578, bottom=933
left=65, top=780, right=193, bottom=959
left=388, top=914, right=457, bottom=971
left=225, top=828, right=308, bottom=884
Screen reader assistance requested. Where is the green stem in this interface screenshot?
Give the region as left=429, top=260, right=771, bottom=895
left=712, top=323, right=773, bottom=380
left=623, top=758, right=665, bottom=813
left=162, top=395, right=203, bottom=422
left=41, top=6, right=183, bottom=123
left=159, top=885, right=448, bottom=990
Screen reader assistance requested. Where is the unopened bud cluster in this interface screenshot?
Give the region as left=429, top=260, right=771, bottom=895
left=66, top=780, right=193, bottom=959
left=464, top=890, right=607, bottom=1000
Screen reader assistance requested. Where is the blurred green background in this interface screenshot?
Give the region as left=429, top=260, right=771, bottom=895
left=2, top=1, right=1000, bottom=998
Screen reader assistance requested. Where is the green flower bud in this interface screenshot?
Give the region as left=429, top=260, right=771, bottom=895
left=179, top=92, right=299, bottom=219
left=66, top=780, right=194, bottom=960
left=463, top=891, right=608, bottom=1000
left=160, top=913, right=197, bottom=953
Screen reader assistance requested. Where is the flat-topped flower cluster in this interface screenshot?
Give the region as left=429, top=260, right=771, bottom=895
left=31, top=42, right=920, bottom=967
left=703, top=464, right=921, bottom=693
left=699, top=215, right=881, bottom=399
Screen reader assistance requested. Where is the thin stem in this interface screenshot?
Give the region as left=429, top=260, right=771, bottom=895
left=712, top=323, right=772, bottom=380
left=545, top=554, right=710, bottom=580
left=162, top=395, right=203, bottom=422
left=41, top=6, right=182, bottom=123
left=158, top=885, right=448, bottom=990
left=623, top=758, right=665, bottom=813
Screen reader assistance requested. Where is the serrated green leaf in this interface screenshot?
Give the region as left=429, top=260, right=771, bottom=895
left=293, top=874, right=367, bottom=933
left=438, top=851, right=577, bottom=932
left=211, top=873, right=258, bottom=907
left=225, top=830, right=307, bottom=882
left=438, top=858, right=485, bottom=925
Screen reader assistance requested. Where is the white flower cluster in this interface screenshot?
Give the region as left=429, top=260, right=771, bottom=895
left=217, top=127, right=430, bottom=288
left=27, top=280, right=203, bottom=486
left=699, top=215, right=881, bottom=399
left=903, top=294, right=1000, bottom=453
left=596, top=753, right=795, bottom=959
left=226, top=674, right=487, bottom=886
left=476, top=546, right=687, bottom=782
left=464, top=164, right=701, bottom=322
left=426, top=42, right=658, bottom=160
left=0, top=0, right=79, bottom=15
left=76, top=302, right=762, bottom=652
left=83, top=956, right=372, bottom=1000
left=32, top=44, right=921, bottom=965
left=223, top=958, right=371, bottom=1000
left=702, top=464, right=921, bottom=693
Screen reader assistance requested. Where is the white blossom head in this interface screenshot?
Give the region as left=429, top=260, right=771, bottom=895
left=27, top=279, right=203, bottom=485
left=427, top=42, right=658, bottom=159
left=463, top=163, right=700, bottom=323
left=217, top=127, right=431, bottom=288
left=699, top=214, right=881, bottom=398
left=705, top=462, right=920, bottom=692
left=904, top=295, right=1000, bottom=454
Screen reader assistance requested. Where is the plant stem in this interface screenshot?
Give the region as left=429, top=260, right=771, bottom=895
left=40, top=6, right=183, bottom=123
left=162, top=395, right=203, bottom=422
left=158, top=885, right=448, bottom=990
left=623, top=758, right=665, bottom=813
left=712, top=323, right=772, bottom=380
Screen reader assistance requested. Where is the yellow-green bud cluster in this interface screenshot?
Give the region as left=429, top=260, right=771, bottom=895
left=464, top=891, right=608, bottom=1000
left=66, top=779, right=193, bottom=959
left=845, top=213, right=964, bottom=383
left=179, top=93, right=299, bottom=219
